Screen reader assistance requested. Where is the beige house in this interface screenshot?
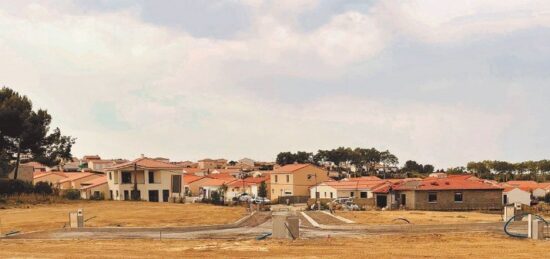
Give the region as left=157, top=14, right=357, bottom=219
left=270, top=164, right=330, bottom=200
left=309, top=180, right=386, bottom=199
left=80, top=176, right=109, bottom=199
left=105, top=157, right=185, bottom=202
left=198, top=158, right=227, bottom=170
left=8, top=164, right=34, bottom=182
left=59, top=172, right=103, bottom=190
left=88, top=160, right=116, bottom=172
left=33, top=171, right=68, bottom=186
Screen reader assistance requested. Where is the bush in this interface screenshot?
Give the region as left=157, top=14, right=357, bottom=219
left=63, top=189, right=81, bottom=200
left=90, top=192, right=105, bottom=200
left=0, top=180, right=34, bottom=195
left=34, top=181, right=53, bottom=195
left=544, top=193, right=550, bottom=203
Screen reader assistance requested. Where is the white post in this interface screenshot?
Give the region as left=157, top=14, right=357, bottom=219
left=527, top=214, right=533, bottom=239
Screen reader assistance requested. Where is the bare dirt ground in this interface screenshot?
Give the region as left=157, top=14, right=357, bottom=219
left=336, top=210, right=501, bottom=225
left=1, top=232, right=549, bottom=258
left=305, top=211, right=347, bottom=225
left=0, top=201, right=247, bottom=233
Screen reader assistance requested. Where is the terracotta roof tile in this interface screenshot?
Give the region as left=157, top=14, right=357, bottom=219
left=80, top=176, right=107, bottom=190
left=106, top=157, right=183, bottom=171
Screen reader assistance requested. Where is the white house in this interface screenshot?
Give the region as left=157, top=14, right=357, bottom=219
left=309, top=180, right=387, bottom=199
left=503, top=187, right=531, bottom=206
left=105, top=157, right=184, bottom=202
left=533, top=183, right=550, bottom=198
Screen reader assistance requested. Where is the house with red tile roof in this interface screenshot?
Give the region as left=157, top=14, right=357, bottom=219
left=270, top=164, right=330, bottom=200
left=187, top=176, right=236, bottom=200
left=533, top=182, right=550, bottom=198
left=32, top=171, right=68, bottom=186
left=80, top=175, right=109, bottom=199
left=104, top=157, right=184, bottom=202
left=309, top=179, right=387, bottom=200
left=226, top=176, right=270, bottom=201
left=58, top=172, right=103, bottom=190
left=502, top=186, right=531, bottom=206
left=390, top=175, right=504, bottom=210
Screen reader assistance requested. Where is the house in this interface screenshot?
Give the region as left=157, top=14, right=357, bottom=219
left=183, top=174, right=203, bottom=196
left=58, top=172, right=103, bottom=190
left=80, top=176, right=109, bottom=199
left=533, top=183, right=550, bottom=198
left=87, top=160, right=116, bottom=172
left=175, top=161, right=198, bottom=168
left=198, top=158, right=227, bottom=170
left=309, top=180, right=387, bottom=200
left=393, top=175, right=503, bottom=210
left=21, top=161, right=50, bottom=173
left=32, top=171, right=68, bottom=186
left=105, top=157, right=185, bottom=202
left=270, top=164, right=330, bottom=200
left=238, top=158, right=256, bottom=167
left=7, top=164, right=34, bottom=182
left=226, top=176, right=270, bottom=201
left=187, top=173, right=237, bottom=199
left=503, top=187, right=532, bottom=206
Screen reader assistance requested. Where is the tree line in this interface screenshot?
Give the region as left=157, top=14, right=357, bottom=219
left=465, top=160, right=550, bottom=182
left=0, top=87, right=75, bottom=179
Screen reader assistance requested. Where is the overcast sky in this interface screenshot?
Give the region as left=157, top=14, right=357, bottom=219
left=1, top=0, right=549, bottom=168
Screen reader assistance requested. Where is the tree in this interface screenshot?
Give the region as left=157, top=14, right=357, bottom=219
left=0, top=87, right=75, bottom=178
left=422, top=164, right=435, bottom=174
left=258, top=181, right=267, bottom=198
left=276, top=152, right=295, bottom=166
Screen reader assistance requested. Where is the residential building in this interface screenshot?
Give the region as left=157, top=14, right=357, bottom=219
left=21, top=161, right=50, bottom=173
left=105, top=157, right=185, bottom=202
left=226, top=176, right=270, bottom=201
left=80, top=176, right=109, bottom=199
left=33, top=171, right=68, bottom=186
left=88, top=160, right=116, bottom=172
left=503, top=187, right=532, bottom=206
left=59, top=172, right=103, bottom=190
left=533, top=183, right=550, bottom=198
left=270, top=164, right=330, bottom=200
left=392, top=175, right=503, bottom=210
left=198, top=158, right=227, bottom=170
left=82, top=155, right=101, bottom=163
left=7, top=164, right=34, bottom=182
left=309, top=180, right=387, bottom=199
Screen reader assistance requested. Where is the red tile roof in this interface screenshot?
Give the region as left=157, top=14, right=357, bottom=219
left=322, top=180, right=387, bottom=190
left=33, top=171, right=67, bottom=180
left=506, top=180, right=539, bottom=190
left=23, top=161, right=48, bottom=169
left=274, top=164, right=312, bottom=173
left=106, top=157, right=183, bottom=171
left=199, top=178, right=235, bottom=187
left=183, top=174, right=203, bottom=184
left=397, top=175, right=502, bottom=191
left=80, top=176, right=107, bottom=190
left=227, top=177, right=269, bottom=188
left=343, top=176, right=382, bottom=181
left=59, top=172, right=99, bottom=183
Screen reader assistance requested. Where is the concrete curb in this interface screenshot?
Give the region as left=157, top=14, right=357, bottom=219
left=320, top=211, right=355, bottom=224
left=300, top=212, right=320, bottom=228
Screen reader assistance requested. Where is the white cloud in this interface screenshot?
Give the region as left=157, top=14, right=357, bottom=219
left=0, top=1, right=547, bottom=167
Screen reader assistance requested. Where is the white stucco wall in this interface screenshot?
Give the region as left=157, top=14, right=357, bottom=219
left=503, top=188, right=531, bottom=206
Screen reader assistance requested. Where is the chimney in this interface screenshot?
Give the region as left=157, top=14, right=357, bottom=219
left=140, top=154, right=145, bottom=158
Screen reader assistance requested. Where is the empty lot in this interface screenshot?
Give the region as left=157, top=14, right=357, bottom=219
left=1, top=233, right=548, bottom=258
left=336, top=210, right=501, bottom=225
left=0, top=201, right=247, bottom=233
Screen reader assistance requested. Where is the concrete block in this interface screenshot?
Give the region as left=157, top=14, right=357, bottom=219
left=286, top=216, right=300, bottom=239
left=532, top=219, right=545, bottom=240
left=503, top=205, right=515, bottom=222
left=272, top=214, right=288, bottom=239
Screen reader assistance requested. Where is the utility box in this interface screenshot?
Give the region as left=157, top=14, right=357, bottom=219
left=531, top=219, right=545, bottom=240
left=69, top=209, right=84, bottom=228
left=503, top=205, right=515, bottom=222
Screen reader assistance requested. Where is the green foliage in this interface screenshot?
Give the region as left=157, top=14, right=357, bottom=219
left=544, top=193, right=550, bottom=203
left=401, top=160, right=435, bottom=175
left=0, top=87, right=75, bottom=179
left=258, top=181, right=267, bottom=198
left=63, top=189, right=81, bottom=200
left=276, top=151, right=313, bottom=165
left=34, top=181, right=53, bottom=195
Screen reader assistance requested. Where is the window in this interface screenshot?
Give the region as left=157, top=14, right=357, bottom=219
left=503, top=194, right=508, bottom=204
left=315, top=192, right=320, bottom=199
left=454, top=192, right=463, bottom=203
left=171, top=175, right=182, bottom=193
left=109, top=172, right=112, bottom=180
left=330, top=192, right=333, bottom=199
left=116, top=190, right=119, bottom=198
left=121, top=172, right=132, bottom=184
left=284, top=191, right=292, bottom=195
left=148, top=171, right=155, bottom=184
left=286, top=175, right=290, bottom=183
left=324, top=192, right=327, bottom=198
left=275, top=175, right=278, bottom=183
left=350, top=192, right=355, bottom=197
left=360, top=192, right=367, bottom=198
left=428, top=192, right=437, bottom=203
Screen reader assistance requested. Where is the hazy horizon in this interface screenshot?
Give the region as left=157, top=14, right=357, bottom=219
left=2, top=0, right=549, bottom=168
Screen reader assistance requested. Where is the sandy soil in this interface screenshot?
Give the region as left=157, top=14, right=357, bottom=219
left=1, top=233, right=548, bottom=258
left=336, top=210, right=501, bottom=225
left=0, top=201, right=247, bottom=233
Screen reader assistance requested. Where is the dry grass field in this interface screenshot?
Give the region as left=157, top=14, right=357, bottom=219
left=0, top=201, right=247, bottom=233
left=1, top=233, right=548, bottom=258
left=336, top=210, right=501, bottom=225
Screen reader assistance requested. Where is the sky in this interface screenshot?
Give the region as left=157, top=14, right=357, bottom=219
left=1, top=0, right=549, bottom=168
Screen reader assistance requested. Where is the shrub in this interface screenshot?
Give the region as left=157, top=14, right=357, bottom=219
left=0, top=180, right=34, bottom=195
left=63, top=189, right=81, bottom=200
left=90, top=192, right=105, bottom=200
left=34, top=181, right=53, bottom=195
left=544, top=193, right=550, bottom=203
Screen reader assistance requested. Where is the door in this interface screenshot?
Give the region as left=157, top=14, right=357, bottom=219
left=124, top=190, right=129, bottom=200
left=376, top=195, right=388, bottom=208
left=109, top=191, right=113, bottom=200
left=400, top=194, right=406, bottom=206
left=163, top=190, right=170, bottom=202
left=149, top=190, right=159, bottom=202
